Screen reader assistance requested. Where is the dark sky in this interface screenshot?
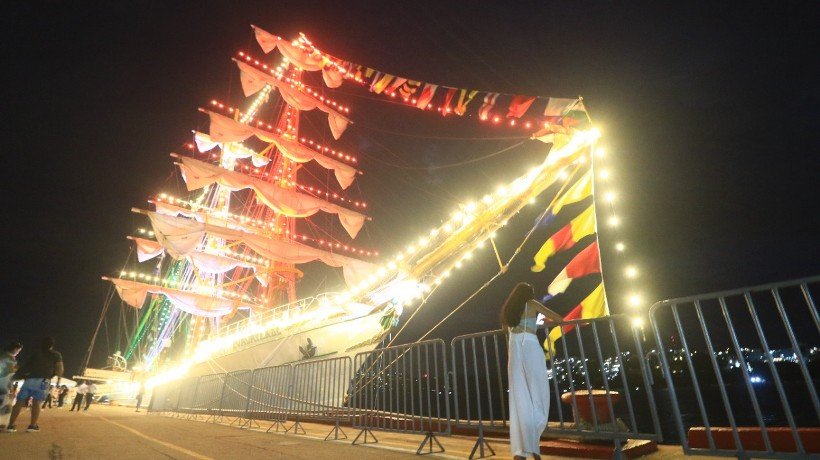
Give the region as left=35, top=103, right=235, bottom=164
left=2, top=1, right=818, bottom=374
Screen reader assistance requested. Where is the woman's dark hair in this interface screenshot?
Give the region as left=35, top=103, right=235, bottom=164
left=500, top=282, right=535, bottom=329
left=4, top=341, right=22, bottom=353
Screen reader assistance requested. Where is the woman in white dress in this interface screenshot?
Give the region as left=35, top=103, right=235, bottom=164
left=501, top=282, right=563, bottom=460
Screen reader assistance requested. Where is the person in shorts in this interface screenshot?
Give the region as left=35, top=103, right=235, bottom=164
left=6, top=337, right=63, bottom=433
left=0, top=342, right=23, bottom=430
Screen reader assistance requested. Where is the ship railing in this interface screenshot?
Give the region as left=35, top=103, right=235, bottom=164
left=649, top=274, right=820, bottom=458
left=349, top=339, right=451, bottom=455
left=451, top=314, right=661, bottom=459
left=213, top=293, right=340, bottom=341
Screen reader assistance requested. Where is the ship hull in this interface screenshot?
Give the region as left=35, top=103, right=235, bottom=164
left=189, top=310, right=389, bottom=376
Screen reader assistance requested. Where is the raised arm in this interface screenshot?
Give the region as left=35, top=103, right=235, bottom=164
left=528, top=300, right=564, bottom=324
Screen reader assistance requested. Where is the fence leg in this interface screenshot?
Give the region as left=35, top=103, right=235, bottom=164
left=352, top=428, right=378, bottom=445
left=266, top=419, right=287, bottom=433
left=416, top=432, right=445, bottom=455
left=469, top=424, right=495, bottom=459
left=285, top=418, right=305, bottom=435
left=324, top=420, right=348, bottom=441
left=239, top=417, right=260, bottom=429
left=612, top=439, right=624, bottom=460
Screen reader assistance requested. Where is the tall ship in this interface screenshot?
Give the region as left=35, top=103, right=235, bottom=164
left=90, top=26, right=602, bottom=389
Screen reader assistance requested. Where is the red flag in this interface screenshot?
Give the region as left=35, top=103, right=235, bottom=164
left=507, top=95, right=536, bottom=118
left=441, top=88, right=457, bottom=115
left=416, top=83, right=438, bottom=109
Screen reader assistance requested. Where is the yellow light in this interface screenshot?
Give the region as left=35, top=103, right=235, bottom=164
left=443, top=223, right=453, bottom=233
left=608, top=216, right=620, bottom=227
left=463, top=252, right=473, bottom=260
left=628, top=294, right=642, bottom=308
left=615, top=242, right=625, bottom=252
left=489, top=232, right=497, bottom=239
left=528, top=197, right=536, bottom=204
left=455, top=261, right=463, bottom=269
left=631, top=317, right=644, bottom=328
left=477, top=241, right=486, bottom=249
left=625, top=266, right=638, bottom=278
left=599, top=169, right=610, bottom=180
left=496, top=186, right=507, bottom=196
left=590, top=127, right=602, bottom=139
left=482, top=195, right=493, bottom=204
left=596, top=147, right=606, bottom=158
left=604, top=192, right=616, bottom=202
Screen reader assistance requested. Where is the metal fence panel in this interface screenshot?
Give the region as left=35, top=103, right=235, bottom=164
left=219, top=370, right=253, bottom=419
left=350, top=339, right=450, bottom=452
left=247, top=364, right=293, bottom=430
left=650, top=275, right=820, bottom=458
left=191, top=373, right=226, bottom=417
left=175, top=376, right=201, bottom=414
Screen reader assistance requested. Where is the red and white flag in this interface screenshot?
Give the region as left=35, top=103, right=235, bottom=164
left=547, top=241, right=600, bottom=295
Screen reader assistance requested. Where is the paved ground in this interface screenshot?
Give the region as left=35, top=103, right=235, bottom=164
left=1, top=404, right=696, bottom=459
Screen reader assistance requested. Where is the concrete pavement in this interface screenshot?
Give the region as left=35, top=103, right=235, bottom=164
left=1, top=404, right=696, bottom=459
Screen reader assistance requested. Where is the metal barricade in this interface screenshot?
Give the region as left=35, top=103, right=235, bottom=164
left=650, top=275, right=820, bottom=458
left=452, top=315, right=661, bottom=458
left=247, top=364, right=293, bottom=432
left=350, top=339, right=451, bottom=454
left=147, top=379, right=180, bottom=414
left=451, top=330, right=508, bottom=458
left=290, top=356, right=353, bottom=440
left=219, top=369, right=253, bottom=426
left=175, top=376, right=200, bottom=417
left=190, top=373, right=226, bottom=421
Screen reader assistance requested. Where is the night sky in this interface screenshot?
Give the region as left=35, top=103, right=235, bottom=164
left=3, top=2, right=817, bottom=375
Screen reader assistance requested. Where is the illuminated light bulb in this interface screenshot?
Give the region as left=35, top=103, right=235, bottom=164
left=590, top=127, right=602, bottom=139
left=477, top=241, right=486, bottom=249
left=604, top=192, right=616, bottom=202
left=443, top=223, right=453, bottom=233
left=455, top=261, right=463, bottom=269
left=406, top=245, right=416, bottom=253
left=418, top=237, right=429, bottom=247
left=120, top=271, right=126, bottom=276
left=496, top=186, right=507, bottom=196
left=631, top=317, right=644, bottom=328
left=442, top=270, right=452, bottom=278
left=388, top=261, right=397, bottom=270
left=628, top=294, right=642, bottom=308
left=578, top=155, right=587, bottom=164
left=528, top=197, right=536, bottom=204
left=452, top=211, right=464, bottom=221
left=596, top=147, right=606, bottom=158
left=434, top=278, right=443, bottom=285
left=463, top=252, right=473, bottom=260
left=608, top=216, right=620, bottom=227
left=465, top=202, right=477, bottom=213
left=490, top=232, right=497, bottom=239
left=558, top=170, right=569, bottom=180
left=501, top=220, right=508, bottom=227
left=625, top=266, right=638, bottom=278
left=599, top=169, right=610, bottom=180
left=395, top=252, right=404, bottom=261
left=482, top=195, right=493, bottom=204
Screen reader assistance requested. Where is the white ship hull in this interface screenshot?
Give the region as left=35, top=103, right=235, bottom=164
left=188, top=310, right=389, bottom=377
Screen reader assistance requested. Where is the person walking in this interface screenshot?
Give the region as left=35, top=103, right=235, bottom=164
left=501, top=283, right=562, bottom=460
left=135, top=383, right=145, bottom=412
left=84, top=382, right=97, bottom=410
left=70, top=381, right=88, bottom=411
left=0, top=342, right=23, bottom=430
left=41, top=385, right=55, bottom=409
left=57, top=385, right=69, bottom=408
left=6, top=337, right=63, bottom=433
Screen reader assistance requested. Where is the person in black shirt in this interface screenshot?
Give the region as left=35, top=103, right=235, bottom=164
left=6, top=337, right=63, bottom=433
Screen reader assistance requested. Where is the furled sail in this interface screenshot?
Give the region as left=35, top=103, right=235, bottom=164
left=251, top=25, right=323, bottom=71
left=233, top=59, right=350, bottom=139
left=139, top=210, right=374, bottom=287
left=106, top=277, right=247, bottom=317
left=198, top=112, right=357, bottom=189
left=175, top=155, right=366, bottom=238
left=128, top=236, right=163, bottom=262
left=129, top=231, right=270, bottom=285
left=194, top=132, right=271, bottom=167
